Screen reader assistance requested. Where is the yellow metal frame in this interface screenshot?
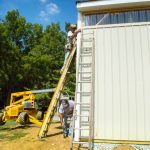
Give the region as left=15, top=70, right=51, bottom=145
left=28, top=115, right=42, bottom=126
left=80, top=138, right=150, bottom=145
left=10, top=91, right=34, bottom=106
left=2, top=90, right=39, bottom=125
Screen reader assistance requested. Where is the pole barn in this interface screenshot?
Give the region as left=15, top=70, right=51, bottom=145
left=72, top=0, right=150, bottom=149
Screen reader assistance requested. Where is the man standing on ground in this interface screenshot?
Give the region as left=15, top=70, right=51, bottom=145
left=59, top=98, right=74, bottom=138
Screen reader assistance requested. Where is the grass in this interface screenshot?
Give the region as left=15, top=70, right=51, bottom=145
left=0, top=120, right=17, bottom=131
left=0, top=131, right=27, bottom=141
left=0, top=120, right=27, bottom=141
left=0, top=134, right=6, bottom=139
left=8, top=132, right=28, bottom=141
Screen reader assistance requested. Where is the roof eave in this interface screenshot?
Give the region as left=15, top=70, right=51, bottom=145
left=77, top=0, right=150, bottom=12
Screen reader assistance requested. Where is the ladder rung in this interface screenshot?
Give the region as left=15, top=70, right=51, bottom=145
left=82, top=50, right=92, bottom=53
left=80, top=105, right=90, bottom=108
left=76, top=92, right=92, bottom=96
left=78, top=71, right=92, bottom=74
left=74, top=115, right=89, bottom=117
left=82, top=76, right=91, bottom=79
left=82, top=47, right=92, bottom=50
left=80, top=78, right=91, bottom=81
left=81, top=121, right=90, bottom=123
left=80, top=54, right=92, bottom=57
left=73, top=128, right=90, bottom=130
left=75, top=102, right=90, bottom=105
left=81, top=78, right=91, bottom=81
left=81, top=108, right=90, bottom=111
left=81, top=123, right=90, bottom=126
left=81, top=50, right=92, bottom=53
left=79, top=63, right=92, bottom=65
left=76, top=91, right=91, bottom=93
left=82, top=39, right=93, bottom=42
left=78, top=81, right=91, bottom=83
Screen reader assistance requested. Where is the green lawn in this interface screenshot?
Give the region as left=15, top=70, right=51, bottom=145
left=0, top=120, right=27, bottom=141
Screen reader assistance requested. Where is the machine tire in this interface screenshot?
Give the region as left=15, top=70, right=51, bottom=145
left=0, top=113, right=5, bottom=125
left=18, top=112, right=29, bottom=125
left=36, top=111, right=44, bottom=120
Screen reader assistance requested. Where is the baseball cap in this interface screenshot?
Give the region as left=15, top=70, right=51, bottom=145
left=70, top=24, right=77, bottom=29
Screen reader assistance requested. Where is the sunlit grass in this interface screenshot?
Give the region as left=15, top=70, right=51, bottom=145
left=0, top=120, right=27, bottom=141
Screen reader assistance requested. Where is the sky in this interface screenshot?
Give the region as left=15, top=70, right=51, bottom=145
left=0, top=0, right=78, bottom=31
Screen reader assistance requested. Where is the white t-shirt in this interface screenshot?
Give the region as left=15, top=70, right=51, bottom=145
left=67, top=31, right=73, bottom=44
left=68, top=31, right=73, bottom=37
left=59, top=100, right=74, bottom=115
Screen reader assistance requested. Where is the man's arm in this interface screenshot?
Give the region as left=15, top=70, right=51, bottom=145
left=70, top=29, right=81, bottom=40
left=59, top=112, right=64, bottom=127
left=59, top=104, right=64, bottom=127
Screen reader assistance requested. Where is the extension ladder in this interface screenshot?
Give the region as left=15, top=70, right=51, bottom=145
left=70, top=30, right=95, bottom=150
left=38, top=43, right=77, bottom=138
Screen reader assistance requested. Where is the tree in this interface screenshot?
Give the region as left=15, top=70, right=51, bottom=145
left=4, top=10, right=26, bottom=50
left=22, top=23, right=66, bottom=90
left=0, top=10, right=76, bottom=108
left=0, top=22, right=21, bottom=105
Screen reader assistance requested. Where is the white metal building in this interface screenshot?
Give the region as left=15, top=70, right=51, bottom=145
left=73, top=0, right=150, bottom=149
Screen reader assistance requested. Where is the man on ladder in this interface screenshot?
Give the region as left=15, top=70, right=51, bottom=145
left=61, top=24, right=81, bottom=73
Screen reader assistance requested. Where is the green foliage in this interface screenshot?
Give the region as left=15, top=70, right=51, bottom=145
left=0, top=10, right=76, bottom=107
left=65, top=22, right=71, bottom=32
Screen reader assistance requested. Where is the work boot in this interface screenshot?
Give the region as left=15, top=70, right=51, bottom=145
left=63, top=133, right=68, bottom=138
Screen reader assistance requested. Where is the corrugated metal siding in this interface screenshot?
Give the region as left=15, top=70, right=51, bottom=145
left=94, top=23, right=150, bottom=141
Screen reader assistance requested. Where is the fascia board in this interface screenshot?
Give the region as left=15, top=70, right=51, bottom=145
left=77, top=0, right=150, bottom=12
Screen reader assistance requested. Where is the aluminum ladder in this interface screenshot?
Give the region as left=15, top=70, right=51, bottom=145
left=38, top=43, right=77, bottom=138
left=70, top=30, right=95, bottom=150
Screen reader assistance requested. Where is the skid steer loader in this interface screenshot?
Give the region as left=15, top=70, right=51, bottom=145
left=0, top=89, right=55, bottom=126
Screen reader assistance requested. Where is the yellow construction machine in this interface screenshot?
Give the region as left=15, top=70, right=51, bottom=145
left=0, top=89, right=55, bottom=126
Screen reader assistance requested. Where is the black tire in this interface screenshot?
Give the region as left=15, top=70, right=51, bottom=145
left=18, top=112, right=29, bottom=125
left=0, top=113, right=5, bottom=125
left=36, top=111, right=44, bottom=120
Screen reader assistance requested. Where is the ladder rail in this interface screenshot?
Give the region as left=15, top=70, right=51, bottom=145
left=38, top=43, right=77, bottom=138
left=70, top=30, right=95, bottom=150
left=88, top=30, right=95, bottom=150
left=70, top=31, right=83, bottom=150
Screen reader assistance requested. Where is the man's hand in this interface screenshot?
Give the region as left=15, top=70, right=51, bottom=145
left=77, top=29, right=81, bottom=33
left=59, top=112, right=64, bottom=128
left=61, top=122, right=64, bottom=127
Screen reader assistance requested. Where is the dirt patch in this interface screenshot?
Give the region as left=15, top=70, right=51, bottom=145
left=0, top=123, right=72, bottom=150
left=0, top=122, right=138, bottom=150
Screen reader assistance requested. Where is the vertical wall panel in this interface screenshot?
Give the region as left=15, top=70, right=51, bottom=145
left=125, top=26, right=137, bottom=140
left=94, top=23, right=150, bottom=141
left=95, top=28, right=105, bottom=138
left=118, top=27, right=129, bottom=140
left=111, top=28, right=121, bottom=140
left=144, top=25, right=150, bottom=140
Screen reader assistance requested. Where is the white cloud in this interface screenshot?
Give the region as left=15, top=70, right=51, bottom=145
left=39, top=10, right=49, bottom=21
left=39, top=10, right=46, bottom=17
left=46, top=3, right=59, bottom=15
left=40, top=0, right=48, bottom=3
left=39, top=2, right=60, bottom=22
